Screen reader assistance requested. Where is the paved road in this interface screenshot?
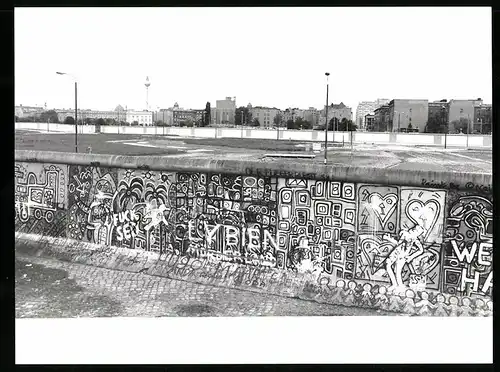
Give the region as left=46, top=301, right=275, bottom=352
left=15, top=130, right=492, bottom=173
left=15, top=255, right=396, bottom=318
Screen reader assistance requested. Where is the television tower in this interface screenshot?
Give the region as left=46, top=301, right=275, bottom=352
left=144, top=76, right=151, bottom=111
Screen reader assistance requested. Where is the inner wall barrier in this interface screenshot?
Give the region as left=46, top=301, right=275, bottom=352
left=16, top=122, right=493, bottom=148
left=14, top=150, right=493, bottom=316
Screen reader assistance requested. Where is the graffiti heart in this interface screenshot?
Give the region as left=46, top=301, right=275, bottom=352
left=360, top=237, right=393, bottom=276
left=406, top=199, right=440, bottom=240
left=368, top=193, right=397, bottom=228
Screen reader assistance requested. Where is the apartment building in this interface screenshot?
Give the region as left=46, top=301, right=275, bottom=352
left=373, top=105, right=391, bottom=132
left=15, top=105, right=45, bottom=119
left=303, top=107, right=320, bottom=127
left=447, top=99, right=483, bottom=125
left=473, top=102, right=492, bottom=134
left=318, top=102, right=353, bottom=126
left=153, top=109, right=174, bottom=125
left=126, top=110, right=153, bottom=126
left=215, top=96, right=236, bottom=124
left=355, top=99, right=390, bottom=131
left=388, top=99, right=428, bottom=132
left=364, top=113, right=375, bottom=131
left=250, top=106, right=281, bottom=127
left=282, top=108, right=305, bottom=123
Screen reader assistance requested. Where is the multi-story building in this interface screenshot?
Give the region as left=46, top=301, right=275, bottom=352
left=282, top=108, right=305, bottom=123
left=427, top=100, right=449, bottom=132
left=473, top=102, right=492, bottom=134
left=364, top=114, right=375, bottom=131
left=15, top=105, right=45, bottom=119
left=303, top=107, right=320, bottom=127
left=173, top=109, right=204, bottom=126
left=153, top=109, right=174, bottom=125
left=373, top=105, right=391, bottom=132
left=318, top=102, right=353, bottom=127
left=447, top=98, right=483, bottom=126
left=250, top=106, right=281, bottom=127
left=388, top=99, right=428, bottom=132
left=355, top=99, right=390, bottom=131
left=215, top=96, right=236, bottom=124
left=126, top=110, right=153, bottom=126
left=55, top=105, right=128, bottom=123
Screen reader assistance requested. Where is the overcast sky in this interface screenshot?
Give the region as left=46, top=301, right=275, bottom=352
left=15, top=7, right=491, bottom=114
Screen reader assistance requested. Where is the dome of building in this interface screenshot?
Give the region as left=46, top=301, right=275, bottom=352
left=114, top=104, right=125, bottom=112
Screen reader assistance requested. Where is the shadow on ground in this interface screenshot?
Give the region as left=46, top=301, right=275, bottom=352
left=15, top=258, right=123, bottom=318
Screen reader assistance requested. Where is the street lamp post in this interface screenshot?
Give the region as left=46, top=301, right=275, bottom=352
left=56, top=72, right=78, bottom=153
left=467, top=113, right=470, bottom=149
left=442, top=105, right=447, bottom=149
left=324, top=72, right=330, bottom=165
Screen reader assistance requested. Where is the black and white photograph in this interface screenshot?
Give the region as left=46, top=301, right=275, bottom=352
left=13, top=6, right=492, bottom=364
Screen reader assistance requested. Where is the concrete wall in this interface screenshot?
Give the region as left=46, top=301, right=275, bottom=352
left=17, top=122, right=493, bottom=148
left=15, top=150, right=492, bottom=316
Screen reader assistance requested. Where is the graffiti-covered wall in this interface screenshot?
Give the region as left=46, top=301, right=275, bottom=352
left=14, top=160, right=493, bottom=303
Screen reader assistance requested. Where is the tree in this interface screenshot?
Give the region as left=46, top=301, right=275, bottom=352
left=252, top=118, right=260, bottom=127
left=425, top=113, right=447, bottom=133
left=15, top=116, right=19, bottom=122
left=40, top=110, right=59, bottom=123
left=273, top=113, right=283, bottom=127
left=105, top=118, right=116, bottom=126
left=235, top=106, right=252, bottom=126
left=204, top=102, right=211, bottom=126
left=132, top=120, right=139, bottom=126
left=180, top=118, right=194, bottom=127
left=338, top=118, right=357, bottom=131
left=64, top=116, right=75, bottom=124
left=96, top=118, right=106, bottom=127
left=292, top=117, right=312, bottom=130
left=450, top=118, right=470, bottom=134
left=286, top=119, right=294, bottom=129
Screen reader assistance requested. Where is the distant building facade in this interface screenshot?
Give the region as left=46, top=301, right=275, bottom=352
left=373, top=105, right=391, bottom=132
left=355, top=99, right=390, bottom=131
left=153, top=109, right=174, bottom=125
left=447, top=99, right=483, bottom=126
left=15, top=105, right=45, bottom=119
left=473, top=102, right=492, bottom=134
left=303, top=107, right=320, bottom=127
left=282, top=108, right=305, bottom=123
left=126, top=110, right=153, bottom=126
left=364, top=113, right=375, bottom=131
left=250, top=106, right=281, bottom=127
left=319, top=102, right=353, bottom=127
left=215, top=96, right=236, bottom=124
left=388, top=99, right=428, bottom=132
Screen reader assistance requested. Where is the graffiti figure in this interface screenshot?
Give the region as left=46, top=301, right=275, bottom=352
left=293, top=237, right=324, bottom=277
left=432, top=294, right=449, bottom=316
left=447, top=296, right=460, bottom=316
left=374, top=285, right=389, bottom=310
left=342, top=281, right=357, bottom=306
left=402, top=289, right=416, bottom=314
left=360, top=283, right=374, bottom=307
left=143, top=203, right=169, bottom=231
left=86, top=190, right=114, bottom=245
left=383, top=224, right=425, bottom=293
left=331, top=280, right=345, bottom=303
left=459, top=298, right=474, bottom=317
left=474, top=299, right=486, bottom=317
left=388, top=292, right=403, bottom=312
left=485, top=300, right=492, bottom=317
left=414, top=291, right=434, bottom=316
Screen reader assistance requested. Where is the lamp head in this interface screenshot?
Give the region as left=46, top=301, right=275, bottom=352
left=56, top=72, right=65, bottom=75
left=325, top=72, right=330, bottom=76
